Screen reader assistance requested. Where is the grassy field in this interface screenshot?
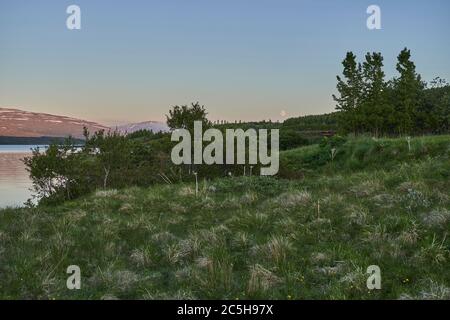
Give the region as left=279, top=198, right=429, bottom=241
left=0, top=135, right=449, bottom=299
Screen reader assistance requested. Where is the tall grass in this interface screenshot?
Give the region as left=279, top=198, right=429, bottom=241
left=0, top=135, right=449, bottom=299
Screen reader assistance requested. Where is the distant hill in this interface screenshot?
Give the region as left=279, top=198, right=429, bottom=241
left=114, top=121, right=169, bottom=134
left=0, top=107, right=109, bottom=139
left=283, top=112, right=339, bottom=131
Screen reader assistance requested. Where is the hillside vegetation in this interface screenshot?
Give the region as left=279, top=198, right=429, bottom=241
left=280, top=135, right=450, bottom=177
left=0, top=135, right=449, bottom=299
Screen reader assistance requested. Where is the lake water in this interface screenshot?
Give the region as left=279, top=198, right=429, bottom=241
left=0, top=145, right=47, bottom=208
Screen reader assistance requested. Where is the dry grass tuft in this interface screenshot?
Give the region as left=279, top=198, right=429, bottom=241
left=195, top=257, right=213, bottom=269
left=178, top=186, right=195, bottom=196
left=349, top=180, right=382, bottom=197
left=310, top=252, right=328, bottom=264
left=273, top=190, right=311, bottom=208
left=119, top=203, right=133, bottom=214
left=399, top=281, right=450, bottom=300
left=130, top=248, right=153, bottom=267
left=167, top=237, right=201, bottom=264
left=152, top=231, right=177, bottom=244
left=247, top=264, right=281, bottom=294
left=95, top=189, right=118, bottom=198
left=347, top=206, right=369, bottom=226
left=251, top=236, right=293, bottom=264
left=422, top=208, right=450, bottom=228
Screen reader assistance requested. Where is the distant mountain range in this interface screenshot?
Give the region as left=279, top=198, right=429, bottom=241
left=0, top=108, right=109, bottom=139
left=114, top=121, right=169, bottom=134
left=0, top=107, right=169, bottom=141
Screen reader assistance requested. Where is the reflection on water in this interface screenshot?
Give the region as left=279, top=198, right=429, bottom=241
left=0, top=145, right=45, bottom=208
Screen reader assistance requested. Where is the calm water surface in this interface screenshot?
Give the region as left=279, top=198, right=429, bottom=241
left=0, top=145, right=47, bottom=208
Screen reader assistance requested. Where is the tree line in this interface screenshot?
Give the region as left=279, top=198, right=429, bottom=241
left=333, top=48, right=450, bottom=136
left=24, top=103, right=260, bottom=204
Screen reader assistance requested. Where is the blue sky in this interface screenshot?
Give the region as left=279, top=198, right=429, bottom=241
left=1, top=0, right=449, bottom=124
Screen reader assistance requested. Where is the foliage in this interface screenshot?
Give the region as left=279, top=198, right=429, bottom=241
left=24, top=129, right=177, bottom=204
left=332, top=52, right=363, bottom=134
left=416, top=79, right=450, bottom=134
left=282, top=113, right=339, bottom=131
left=279, top=128, right=310, bottom=150
left=166, top=102, right=211, bottom=134
left=23, top=138, right=93, bottom=204
left=392, top=48, right=425, bottom=134
left=333, top=48, right=449, bottom=136
left=280, top=135, right=450, bottom=178
left=3, top=135, right=450, bottom=299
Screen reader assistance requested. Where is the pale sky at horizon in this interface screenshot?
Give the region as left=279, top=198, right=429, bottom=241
left=1, top=0, right=449, bottom=125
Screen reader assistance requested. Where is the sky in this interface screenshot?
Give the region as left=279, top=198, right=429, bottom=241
left=1, top=0, right=449, bottom=125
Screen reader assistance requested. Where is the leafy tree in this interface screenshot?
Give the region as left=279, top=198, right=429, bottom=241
left=333, top=52, right=363, bottom=134
left=84, top=129, right=132, bottom=188
left=418, top=79, right=450, bottom=133
left=23, top=138, right=92, bottom=204
left=166, top=102, right=212, bottom=173
left=332, top=49, right=447, bottom=136
left=392, top=48, right=424, bottom=134
left=166, top=102, right=211, bottom=133
left=361, top=52, right=392, bottom=136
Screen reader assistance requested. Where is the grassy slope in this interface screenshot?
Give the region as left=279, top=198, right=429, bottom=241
left=0, top=135, right=449, bottom=299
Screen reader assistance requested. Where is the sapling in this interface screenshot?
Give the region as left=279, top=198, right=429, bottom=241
left=317, top=200, right=320, bottom=219
left=406, top=136, right=411, bottom=153
left=330, top=148, right=337, bottom=162
left=193, top=172, right=198, bottom=196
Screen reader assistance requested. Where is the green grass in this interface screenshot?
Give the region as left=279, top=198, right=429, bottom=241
left=0, top=135, right=449, bottom=299
left=280, top=135, right=450, bottom=176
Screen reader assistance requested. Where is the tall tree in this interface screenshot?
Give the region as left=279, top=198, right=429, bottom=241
left=333, top=52, right=363, bottom=134
left=361, top=52, right=392, bottom=136
left=166, top=102, right=211, bottom=172
left=392, top=48, right=424, bottom=134
left=166, top=102, right=210, bottom=134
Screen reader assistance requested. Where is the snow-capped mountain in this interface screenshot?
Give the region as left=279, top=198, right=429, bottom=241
left=114, top=121, right=169, bottom=134
left=0, top=107, right=110, bottom=139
